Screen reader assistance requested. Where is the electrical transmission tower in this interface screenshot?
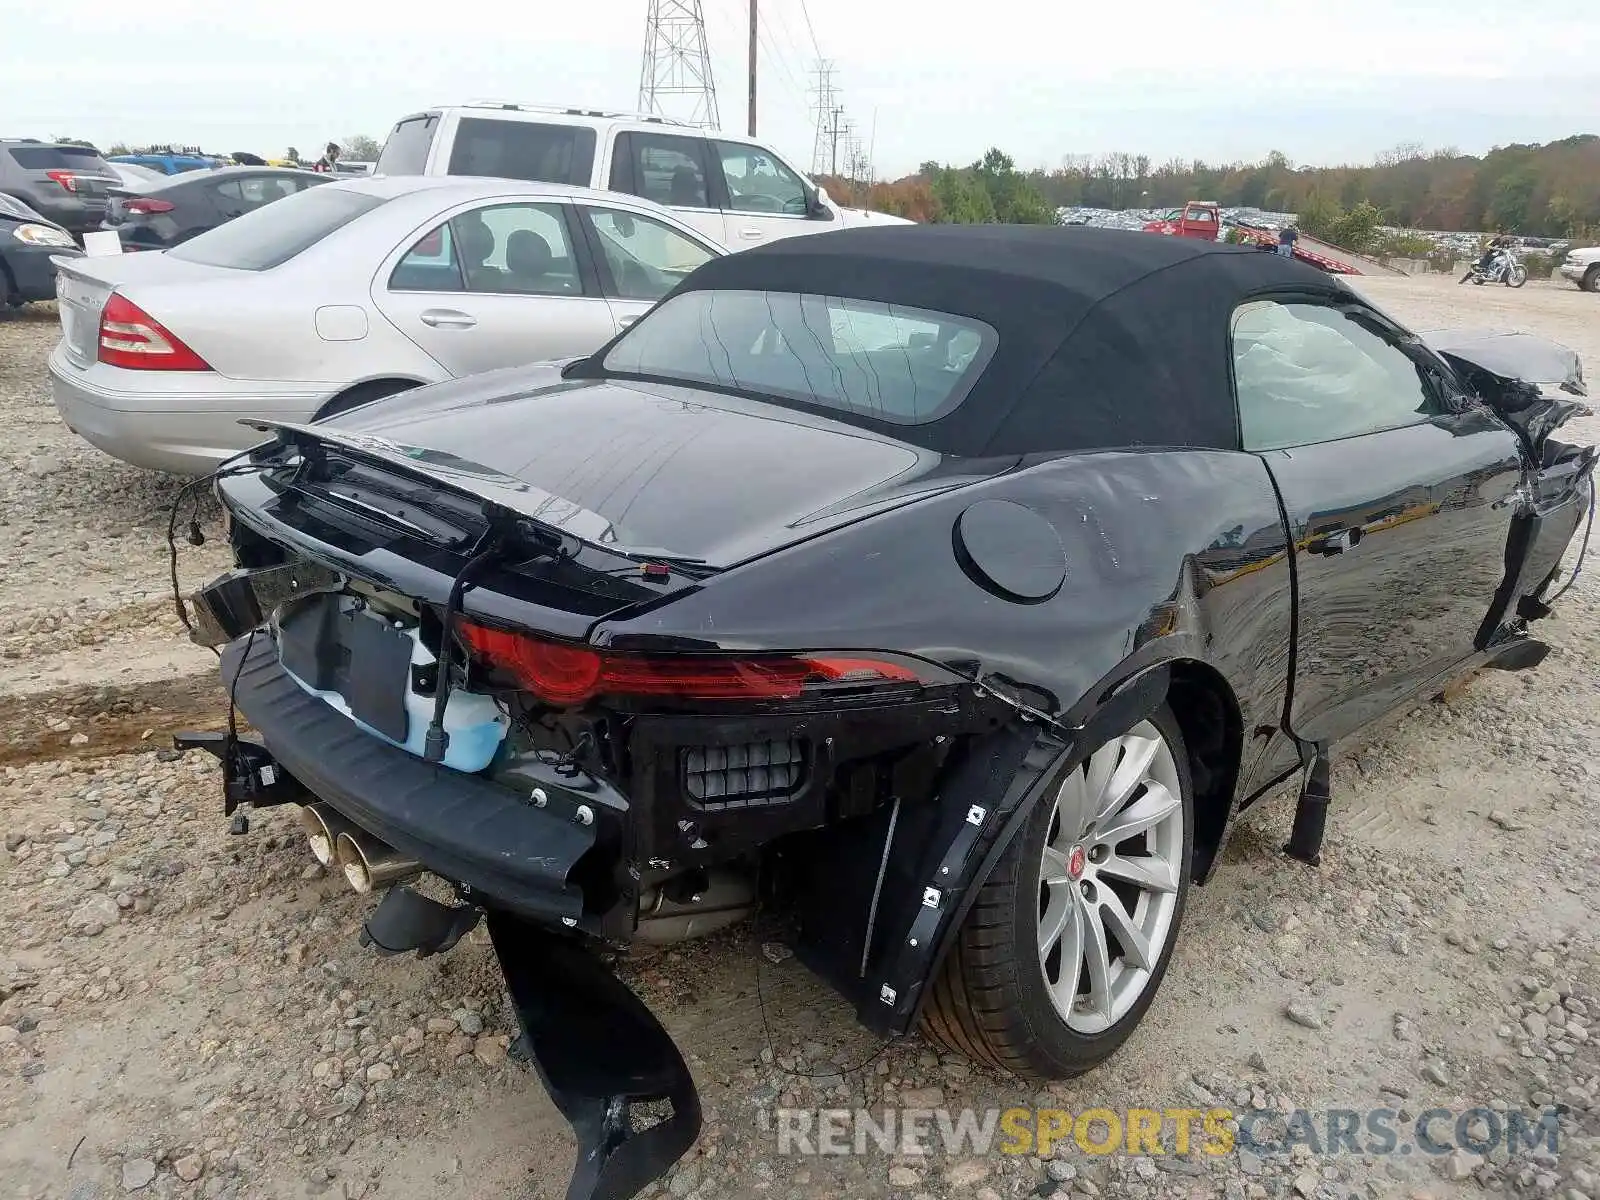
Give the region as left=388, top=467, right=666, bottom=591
left=810, top=60, right=837, bottom=176
left=638, top=0, right=721, bottom=128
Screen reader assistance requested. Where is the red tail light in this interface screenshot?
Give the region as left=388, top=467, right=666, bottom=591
left=459, top=621, right=922, bottom=706
left=124, top=197, right=175, bottom=215
left=98, top=294, right=212, bottom=371
left=45, top=170, right=77, bottom=192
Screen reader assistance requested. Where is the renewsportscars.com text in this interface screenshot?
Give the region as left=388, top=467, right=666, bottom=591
left=774, top=1105, right=1564, bottom=1159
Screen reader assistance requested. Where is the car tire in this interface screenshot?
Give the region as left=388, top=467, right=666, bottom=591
left=922, top=705, right=1193, bottom=1079
left=1582, top=265, right=1600, bottom=294
left=313, top=378, right=420, bottom=422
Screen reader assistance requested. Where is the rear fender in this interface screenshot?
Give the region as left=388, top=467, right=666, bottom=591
left=789, top=665, right=1169, bottom=1038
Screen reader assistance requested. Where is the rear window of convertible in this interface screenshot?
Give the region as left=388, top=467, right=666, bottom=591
left=600, top=289, right=997, bottom=424
left=168, top=187, right=386, bottom=270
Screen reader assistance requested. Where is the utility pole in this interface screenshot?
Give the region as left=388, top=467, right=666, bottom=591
left=747, top=0, right=758, bottom=136
left=638, top=0, right=721, bottom=129
left=830, top=106, right=842, bottom=176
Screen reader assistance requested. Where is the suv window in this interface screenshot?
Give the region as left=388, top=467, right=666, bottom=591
left=445, top=118, right=595, bottom=186
left=375, top=115, right=439, bottom=175
left=1231, top=300, right=1437, bottom=450
left=451, top=202, right=582, bottom=296
left=580, top=207, right=714, bottom=300
left=620, top=134, right=710, bottom=209
left=7, top=145, right=110, bottom=171
left=712, top=141, right=808, bottom=216
left=168, top=186, right=385, bottom=270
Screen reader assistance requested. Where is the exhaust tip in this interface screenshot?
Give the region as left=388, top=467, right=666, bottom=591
left=298, top=806, right=339, bottom=866
left=335, top=831, right=375, bottom=894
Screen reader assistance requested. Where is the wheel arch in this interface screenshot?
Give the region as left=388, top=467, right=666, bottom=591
left=867, top=654, right=1245, bottom=1037
left=1164, top=658, right=1245, bottom=883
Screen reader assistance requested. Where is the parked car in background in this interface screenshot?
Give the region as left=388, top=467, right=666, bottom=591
left=103, top=166, right=330, bottom=252
left=50, top=175, right=724, bottom=472
left=108, top=152, right=223, bottom=175
left=374, top=101, right=911, bottom=248
left=1558, top=245, right=1600, bottom=292
left=105, top=161, right=166, bottom=191
left=0, top=193, right=81, bottom=306
left=180, top=226, right=1594, bottom=1200
left=0, top=140, right=119, bottom=238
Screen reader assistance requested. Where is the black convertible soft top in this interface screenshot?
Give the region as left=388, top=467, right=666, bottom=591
left=670, top=224, right=1345, bottom=456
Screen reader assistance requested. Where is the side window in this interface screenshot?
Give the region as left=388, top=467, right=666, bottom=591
left=236, top=176, right=298, bottom=207
left=581, top=207, right=715, bottom=301
left=451, top=203, right=582, bottom=297
left=713, top=141, right=809, bottom=215
left=389, top=222, right=464, bottom=292
left=445, top=118, right=596, bottom=187
left=1231, top=299, right=1437, bottom=451
left=623, top=134, right=710, bottom=209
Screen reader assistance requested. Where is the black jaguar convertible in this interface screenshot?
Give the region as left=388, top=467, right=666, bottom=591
left=179, top=226, right=1594, bottom=1200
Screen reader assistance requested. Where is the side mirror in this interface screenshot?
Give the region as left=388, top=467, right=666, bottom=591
left=807, top=187, right=835, bottom=221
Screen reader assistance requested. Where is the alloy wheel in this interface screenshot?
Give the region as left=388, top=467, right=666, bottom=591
left=1036, top=720, right=1185, bottom=1035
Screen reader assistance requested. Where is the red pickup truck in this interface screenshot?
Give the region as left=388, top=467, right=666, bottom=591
left=1142, top=200, right=1221, bottom=240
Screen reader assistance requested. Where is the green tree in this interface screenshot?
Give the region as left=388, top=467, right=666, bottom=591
left=1329, top=201, right=1383, bottom=251
left=1296, top=191, right=1341, bottom=241
left=342, top=134, right=383, bottom=161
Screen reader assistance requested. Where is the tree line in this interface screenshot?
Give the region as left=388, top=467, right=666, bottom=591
left=823, top=134, right=1600, bottom=240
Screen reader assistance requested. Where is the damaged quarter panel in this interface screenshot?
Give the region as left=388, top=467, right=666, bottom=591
left=597, top=446, right=1296, bottom=803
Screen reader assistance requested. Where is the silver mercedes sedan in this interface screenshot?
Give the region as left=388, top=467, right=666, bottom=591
left=48, top=176, right=725, bottom=474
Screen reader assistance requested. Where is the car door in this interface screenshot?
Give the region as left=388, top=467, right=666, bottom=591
left=1231, top=295, right=1525, bottom=744
left=606, top=131, right=727, bottom=245
left=708, top=139, right=827, bottom=247
left=572, top=203, right=721, bottom=329
left=373, top=199, right=616, bottom=378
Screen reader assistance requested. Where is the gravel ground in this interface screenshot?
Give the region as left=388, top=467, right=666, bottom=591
left=0, top=277, right=1596, bottom=1200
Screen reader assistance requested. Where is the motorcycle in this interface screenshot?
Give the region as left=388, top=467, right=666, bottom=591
left=1461, top=246, right=1529, bottom=288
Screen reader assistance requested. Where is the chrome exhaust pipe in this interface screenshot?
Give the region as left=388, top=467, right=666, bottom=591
left=298, top=804, right=355, bottom=867
left=335, top=829, right=421, bottom=895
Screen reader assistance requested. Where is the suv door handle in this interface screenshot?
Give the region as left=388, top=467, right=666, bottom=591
left=736, top=227, right=764, bottom=240
left=1309, top=527, right=1363, bottom=556
left=419, top=309, right=477, bottom=329
left=618, top=314, right=640, bottom=328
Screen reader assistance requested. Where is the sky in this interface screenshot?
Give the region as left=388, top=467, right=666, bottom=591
left=3, top=0, right=1596, bottom=179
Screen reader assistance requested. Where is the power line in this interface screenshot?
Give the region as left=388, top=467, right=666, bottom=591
left=639, top=0, right=721, bottom=129
left=795, top=0, right=823, bottom=59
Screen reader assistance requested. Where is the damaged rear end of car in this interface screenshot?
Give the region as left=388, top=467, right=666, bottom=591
left=178, top=408, right=1031, bottom=1200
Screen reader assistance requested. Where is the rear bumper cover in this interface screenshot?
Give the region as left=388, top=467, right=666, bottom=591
left=48, top=344, right=330, bottom=474
left=221, top=634, right=603, bottom=925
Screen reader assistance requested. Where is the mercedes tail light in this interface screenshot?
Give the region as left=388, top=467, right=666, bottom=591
left=98, top=294, right=212, bottom=371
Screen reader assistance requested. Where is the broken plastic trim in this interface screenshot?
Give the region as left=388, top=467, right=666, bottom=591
left=487, top=911, right=701, bottom=1200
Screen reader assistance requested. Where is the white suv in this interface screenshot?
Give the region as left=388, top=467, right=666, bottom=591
left=373, top=102, right=909, bottom=249
left=1557, top=245, right=1600, bottom=293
